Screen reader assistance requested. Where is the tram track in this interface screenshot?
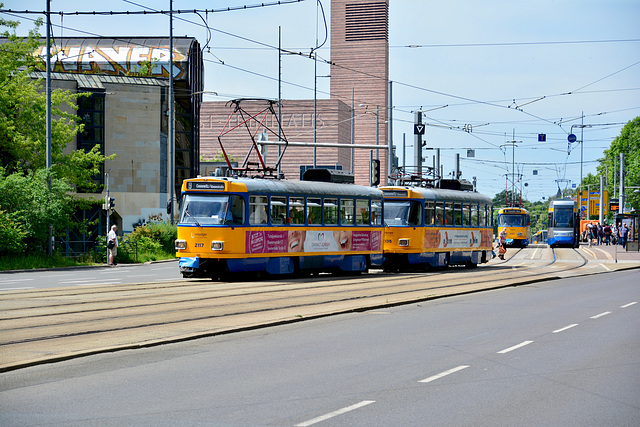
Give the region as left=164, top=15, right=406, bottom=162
left=0, top=246, right=617, bottom=371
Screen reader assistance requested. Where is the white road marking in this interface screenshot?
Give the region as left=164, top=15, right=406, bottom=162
left=621, top=302, right=637, bottom=308
left=590, top=311, right=611, bottom=319
left=553, top=324, right=578, bottom=333
left=497, top=340, right=533, bottom=354
left=0, top=278, right=34, bottom=283
left=75, top=281, right=122, bottom=286
left=0, top=287, right=35, bottom=291
left=600, top=264, right=611, bottom=271
left=295, top=400, right=375, bottom=427
left=531, top=247, right=540, bottom=259
left=582, top=248, right=596, bottom=258
left=419, top=365, right=470, bottom=383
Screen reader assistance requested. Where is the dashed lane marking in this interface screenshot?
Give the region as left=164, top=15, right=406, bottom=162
left=419, top=365, right=470, bottom=383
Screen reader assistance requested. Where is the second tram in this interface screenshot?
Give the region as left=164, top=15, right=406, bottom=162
left=380, top=185, right=494, bottom=270
left=547, top=199, right=580, bottom=247
left=496, top=207, right=531, bottom=247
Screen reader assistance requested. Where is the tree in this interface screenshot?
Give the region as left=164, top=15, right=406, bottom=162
left=0, top=12, right=111, bottom=254
left=597, top=116, right=640, bottom=213
left=0, top=12, right=110, bottom=188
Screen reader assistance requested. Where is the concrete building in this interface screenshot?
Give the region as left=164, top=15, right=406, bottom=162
left=199, top=0, right=390, bottom=185
left=26, top=37, right=203, bottom=250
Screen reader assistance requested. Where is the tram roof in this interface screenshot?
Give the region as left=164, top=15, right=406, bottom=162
left=380, top=186, right=493, bottom=204
left=184, top=177, right=384, bottom=198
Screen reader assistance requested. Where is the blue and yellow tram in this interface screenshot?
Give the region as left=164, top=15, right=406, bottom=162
left=174, top=174, right=384, bottom=278
left=380, top=186, right=494, bottom=270
left=496, top=207, right=531, bottom=247
left=547, top=199, right=579, bottom=247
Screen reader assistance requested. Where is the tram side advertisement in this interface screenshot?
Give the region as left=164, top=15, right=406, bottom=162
left=424, top=228, right=493, bottom=249
left=246, top=230, right=382, bottom=254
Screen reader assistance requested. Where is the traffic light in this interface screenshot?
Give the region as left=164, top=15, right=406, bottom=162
left=371, top=159, right=380, bottom=186
left=108, top=196, right=115, bottom=209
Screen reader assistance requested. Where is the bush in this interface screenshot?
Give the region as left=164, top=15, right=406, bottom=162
left=119, top=221, right=177, bottom=263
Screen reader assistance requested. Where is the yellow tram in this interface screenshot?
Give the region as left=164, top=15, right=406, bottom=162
left=380, top=185, right=494, bottom=270
left=175, top=172, right=384, bottom=279
left=496, top=207, right=531, bottom=247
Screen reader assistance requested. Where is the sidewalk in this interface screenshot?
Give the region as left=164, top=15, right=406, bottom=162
left=578, top=242, right=640, bottom=262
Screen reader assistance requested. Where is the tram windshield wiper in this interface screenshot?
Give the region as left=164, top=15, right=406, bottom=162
left=185, top=209, right=202, bottom=227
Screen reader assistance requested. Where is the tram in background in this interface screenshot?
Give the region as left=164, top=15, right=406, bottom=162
left=547, top=199, right=580, bottom=247
left=380, top=182, right=494, bottom=270
left=174, top=170, right=384, bottom=279
left=496, top=207, right=531, bottom=247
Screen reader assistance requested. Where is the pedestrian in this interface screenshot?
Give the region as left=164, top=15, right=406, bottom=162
left=596, top=223, right=604, bottom=245
left=612, top=225, right=618, bottom=245
left=604, top=223, right=612, bottom=245
left=498, top=228, right=507, bottom=260
left=619, top=223, right=629, bottom=249
left=586, top=223, right=595, bottom=247
left=107, top=224, right=119, bottom=265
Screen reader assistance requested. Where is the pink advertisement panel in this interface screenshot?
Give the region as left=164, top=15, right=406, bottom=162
left=246, top=229, right=382, bottom=254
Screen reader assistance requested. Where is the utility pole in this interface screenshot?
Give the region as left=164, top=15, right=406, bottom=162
left=46, top=0, right=53, bottom=255
left=168, top=0, right=175, bottom=224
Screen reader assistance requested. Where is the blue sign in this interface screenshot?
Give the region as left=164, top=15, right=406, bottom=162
left=581, top=206, right=586, bottom=211
left=572, top=184, right=576, bottom=188
left=568, top=134, right=577, bottom=143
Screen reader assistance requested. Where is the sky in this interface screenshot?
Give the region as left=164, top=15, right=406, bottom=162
left=3, top=0, right=640, bottom=201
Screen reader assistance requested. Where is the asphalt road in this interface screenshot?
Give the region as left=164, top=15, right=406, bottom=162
left=0, top=260, right=181, bottom=291
left=1, top=269, right=638, bottom=426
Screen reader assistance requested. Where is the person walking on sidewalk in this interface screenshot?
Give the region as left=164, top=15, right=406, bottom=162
left=107, top=224, right=119, bottom=265
left=596, top=223, right=604, bottom=245
left=619, top=223, right=629, bottom=249
left=604, top=223, right=612, bottom=245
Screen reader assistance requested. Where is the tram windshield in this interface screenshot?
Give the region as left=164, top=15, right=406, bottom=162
left=384, top=200, right=422, bottom=226
left=498, top=214, right=525, bottom=227
left=180, top=194, right=232, bottom=225
left=553, top=207, right=574, bottom=228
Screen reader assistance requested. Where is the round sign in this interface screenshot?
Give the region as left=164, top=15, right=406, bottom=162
left=568, top=134, right=577, bottom=143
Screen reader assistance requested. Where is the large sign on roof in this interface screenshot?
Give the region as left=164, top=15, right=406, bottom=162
left=33, top=37, right=196, bottom=80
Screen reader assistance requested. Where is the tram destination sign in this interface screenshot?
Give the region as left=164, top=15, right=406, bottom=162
left=382, top=189, right=408, bottom=198
left=187, top=181, right=226, bottom=191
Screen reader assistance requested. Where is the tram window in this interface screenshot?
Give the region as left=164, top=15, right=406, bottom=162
left=356, top=199, right=370, bottom=225
left=470, top=204, right=478, bottom=226
left=424, top=202, right=435, bottom=225
left=479, top=204, right=486, bottom=227
left=270, top=196, right=287, bottom=225
left=371, top=200, right=382, bottom=225
left=408, top=201, right=422, bottom=226
left=249, top=196, right=268, bottom=225
left=445, top=202, right=454, bottom=226
left=435, top=202, right=444, bottom=225
left=307, top=198, right=322, bottom=224
left=462, top=204, right=471, bottom=226
left=228, top=196, right=245, bottom=225
left=180, top=194, right=229, bottom=225
left=453, top=203, right=462, bottom=226
left=289, top=197, right=305, bottom=225
left=324, top=198, right=338, bottom=225
left=340, top=198, right=355, bottom=225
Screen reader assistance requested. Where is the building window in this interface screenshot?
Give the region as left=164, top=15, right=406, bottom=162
left=77, top=91, right=105, bottom=191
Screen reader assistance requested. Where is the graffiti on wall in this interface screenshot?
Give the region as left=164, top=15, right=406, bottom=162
left=33, top=45, right=187, bottom=79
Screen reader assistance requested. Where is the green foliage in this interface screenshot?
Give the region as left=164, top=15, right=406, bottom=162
left=0, top=209, right=27, bottom=255
left=126, top=58, right=159, bottom=77
left=596, top=116, right=640, bottom=212
left=0, top=168, right=80, bottom=254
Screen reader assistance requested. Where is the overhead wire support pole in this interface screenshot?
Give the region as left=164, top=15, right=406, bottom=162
left=169, top=0, right=175, bottom=225
left=46, top=0, right=53, bottom=256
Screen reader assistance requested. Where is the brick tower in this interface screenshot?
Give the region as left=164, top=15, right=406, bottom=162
left=330, top=0, right=389, bottom=185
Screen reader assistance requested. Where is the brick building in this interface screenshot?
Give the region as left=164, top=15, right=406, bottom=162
left=200, top=0, right=390, bottom=185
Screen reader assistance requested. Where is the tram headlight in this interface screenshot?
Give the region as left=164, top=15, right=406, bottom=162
left=398, top=238, right=409, bottom=247
left=175, top=239, right=187, bottom=250
left=211, top=241, right=224, bottom=251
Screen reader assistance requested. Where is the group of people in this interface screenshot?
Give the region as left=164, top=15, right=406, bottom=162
left=585, top=222, right=629, bottom=249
